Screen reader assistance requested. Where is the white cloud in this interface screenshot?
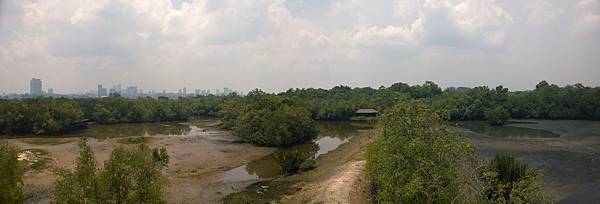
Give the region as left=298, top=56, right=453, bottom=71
left=573, top=0, right=600, bottom=33
left=527, top=0, right=562, bottom=26
left=0, top=0, right=598, bottom=93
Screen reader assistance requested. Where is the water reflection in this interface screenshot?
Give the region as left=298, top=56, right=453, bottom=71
left=68, top=123, right=193, bottom=138
left=221, top=121, right=358, bottom=182
left=453, top=121, right=559, bottom=138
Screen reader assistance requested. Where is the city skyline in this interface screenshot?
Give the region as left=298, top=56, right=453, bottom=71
left=1, top=78, right=241, bottom=98
left=1, top=0, right=599, bottom=93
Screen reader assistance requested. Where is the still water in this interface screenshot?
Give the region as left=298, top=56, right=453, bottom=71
left=460, top=120, right=600, bottom=201
left=453, top=121, right=558, bottom=138
left=222, top=122, right=360, bottom=182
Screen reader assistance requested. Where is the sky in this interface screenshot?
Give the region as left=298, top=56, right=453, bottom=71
left=0, top=0, right=599, bottom=94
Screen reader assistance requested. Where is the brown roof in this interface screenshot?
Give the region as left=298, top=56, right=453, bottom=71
left=355, top=109, right=378, bottom=114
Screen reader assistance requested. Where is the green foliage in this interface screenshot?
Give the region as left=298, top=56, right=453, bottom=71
left=1, top=80, right=598, bottom=136
left=118, top=136, right=146, bottom=144
left=273, top=149, right=312, bottom=175
left=479, top=154, right=551, bottom=203
left=21, top=148, right=51, bottom=171
left=366, top=101, right=475, bottom=203
left=221, top=89, right=318, bottom=146
left=54, top=139, right=103, bottom=203
left=434, top=82, right=600, bottom=122
left=54, top=139, right=168, bottom=204
left=485, top=106, right=510, bottom=126
left=152, top=147, right=169, bottom=167
left=0, top=98, right=84, bottom=134
left=0, top=143, right=25, bottom=204
left=102, top=145, right=165, bottom=204
left=299, top=159, right=317, bottom=171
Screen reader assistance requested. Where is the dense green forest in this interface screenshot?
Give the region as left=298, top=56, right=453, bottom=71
left=1, top=81, right=599, bottom=135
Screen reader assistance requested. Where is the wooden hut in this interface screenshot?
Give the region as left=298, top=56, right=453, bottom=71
left=355, top=109, right=378, bottom=117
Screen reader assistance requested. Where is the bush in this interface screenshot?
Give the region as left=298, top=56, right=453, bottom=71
left=0, top=143, right=24, bottom=203
left=480, top=154, right=551, bottom=203
left=366, top=100, right=475, bottom=203
left=273, top=149, right=311, bottom=175
left=299, top=159, right=317, bottom=171
left=485, top=106, right=510, bottom=126
left=54, top=139, right=168, bottom=204
left=220, top=90, right=318, bottom=147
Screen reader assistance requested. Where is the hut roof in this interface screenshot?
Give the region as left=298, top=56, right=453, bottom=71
left=355, top=109, right=378, bottom=114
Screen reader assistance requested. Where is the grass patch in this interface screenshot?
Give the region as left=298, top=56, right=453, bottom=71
left=117, top=136, right=146, bottom=144
left=19, top=148, right=52, bottom=171
left=20, top=138, right=72, bottom=145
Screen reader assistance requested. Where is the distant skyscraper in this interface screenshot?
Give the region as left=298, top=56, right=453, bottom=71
left=47, top=88, right=54, bottom=96
left=97, top=84, right=108, bottom=97
left=223, top=87, right=231, bottom=95
left=30, top=78, right=43, bottom=96
left=125, top=86, right=138, bottom=98
left=183, top=87, right=187, bottom=96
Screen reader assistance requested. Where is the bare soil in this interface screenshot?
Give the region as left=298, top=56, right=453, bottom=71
left=282, top=160, right=370, bottom=204
left=222, top=129, right=373, bottom=204
left=3, top=125, right=273, bottom=203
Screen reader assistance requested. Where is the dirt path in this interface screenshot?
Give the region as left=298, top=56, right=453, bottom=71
left=291, top=160, right=370, bottom=204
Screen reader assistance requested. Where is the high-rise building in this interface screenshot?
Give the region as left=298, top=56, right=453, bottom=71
left=183, top=87, right=187, bottom=96
left=97, top=84, right=108, bottom=97
left=47, top=88, right=54, bottom=96
left=30, top=78, right=43, bottom=96
left=125, top=86, right=138, bottom=98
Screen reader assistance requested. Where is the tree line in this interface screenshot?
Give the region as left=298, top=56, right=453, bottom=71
left=0, top=95, right=229, bottom=135
left=1, top=81, right=599, bottom=135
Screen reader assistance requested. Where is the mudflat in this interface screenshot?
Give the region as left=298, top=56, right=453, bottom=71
left=3, top=121, right=273, bottom=203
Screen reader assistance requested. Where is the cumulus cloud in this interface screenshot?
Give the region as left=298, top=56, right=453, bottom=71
left=573, top=0, right=600, bottom=33
left=0, top=0, right=598, bottom=93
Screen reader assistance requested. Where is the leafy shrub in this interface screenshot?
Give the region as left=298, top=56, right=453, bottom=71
left=54, top=139, right=168, bottom=204
left=366, top=100, right=476, bottom=203
left=273, top=149, right=311, bottom=175
left=152, top=147, right=169, bottom=167
left=485, top=106, right=510, bottom=126
left=0, top=143, right=25, bottom=203
left=479, top=154, right=551, bottom=203
left=299, top=159, right=317, bottom=171
left=220, top=89, right=318, bottom=147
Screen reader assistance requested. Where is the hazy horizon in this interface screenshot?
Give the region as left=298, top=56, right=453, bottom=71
left=1, top=0, right=599, bottom=93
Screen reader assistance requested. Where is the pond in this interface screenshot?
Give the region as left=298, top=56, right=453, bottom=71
left=1, top=118, right=222, bottom=140
left=461, top=120, right=600, bottom=201
left=452, top=121, right=559, bottom=138
left=222, top=121, right=360, bottom=182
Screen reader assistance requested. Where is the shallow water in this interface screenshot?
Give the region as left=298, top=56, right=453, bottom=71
left=2, top=119, right=222, bottom=139
left=453, top=121, right=558, bottom=138
left=464, top=120, right=600, bottom=200
left=221, top=121, right=359, bottom=183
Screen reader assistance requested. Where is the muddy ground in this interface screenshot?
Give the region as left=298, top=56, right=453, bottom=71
left=3, top=121, right=274, bottom=203
left=222, top=129, right=372, bottom=204
left=467, top=120, right=600, bottom=200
